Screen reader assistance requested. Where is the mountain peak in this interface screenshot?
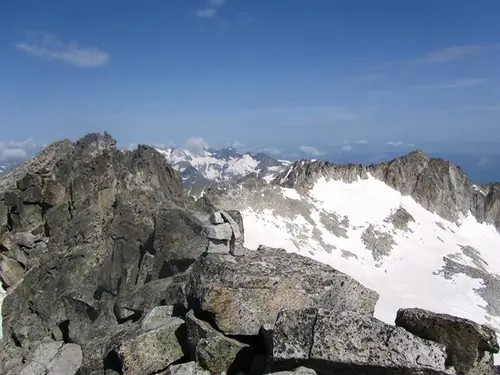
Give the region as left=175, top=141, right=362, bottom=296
left=273, top=152, right=499, bottom=230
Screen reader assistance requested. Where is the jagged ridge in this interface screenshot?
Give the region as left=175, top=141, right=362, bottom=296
left=274, top=151, right=500, bottom=230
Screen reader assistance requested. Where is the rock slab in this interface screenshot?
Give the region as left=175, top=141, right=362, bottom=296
left=273, top=308, right=448, bottom=375
left=396, top=308, right=499, bottom=375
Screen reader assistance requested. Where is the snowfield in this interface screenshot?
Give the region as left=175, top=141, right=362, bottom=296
left=241, top=175, right=500, bottom=364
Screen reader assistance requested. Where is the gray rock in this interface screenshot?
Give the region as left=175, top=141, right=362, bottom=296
left=220, top=210, right=243, bottom=245
left=385, top=206, right=415, bottom=231
left=201, top=222, right=233, bottom=240
left=0, top=200, right=8, bottom=238
left=19, top=341, right=64, bottom=375
left=187, top=246, right=379, bottom=335
left=273, top=308, right=448, bottom=375
left=17, top=341, right=82, bottom=375
left=45, top=343, right=83, bottom=375
left=396, top=308, right=499, bottom=375
left=209, top=211, right=225, bottom=224
left=361, top=224, right=396, bottom=261
left=0, top=254, right=24, bottom=287
left=160, top=362, right=211, bottom=375
left=141, top=305, right=175, bottom=331
left=16, top=173, right=42, bottom=191
left=17, top=204, right=44, bottom=233
left=12, top=231, right=39, bottom=248
left=186, top=310, right=254, bottom=374
left=230, top=243, right=246, bottom=256
left=269, top=367, right=318, bottom=375
left=0, top=236, right=28, bottom=266
left=207, top=239, right=230, bottom=254
left=116, top=318, right=184, bottom=375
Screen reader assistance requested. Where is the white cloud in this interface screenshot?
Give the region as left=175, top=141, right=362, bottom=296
left=185, top=137, right=209, bottom=153
left=0, top=138, right=37, bottom=161
left=15, top=32, right=109, bottom=68
left=353, top=139, right=368, bottom=144
left=432, top=78, right=486, bottom=90
left=0, top=148, right=27, bottom=161
left=228, top=140, right=246, bottom=149
left=386, top=141, right=404, bottom=147
left=195, top=0, right=226, bottom=18
left=258, top=147, right=282, bottom=155
left=340, top=144, right=352, bottom=152
left=421, top=44, right=499, bottom=63
left=195, top=8, right=217, bottom=18
left=299, top=146, right=326, bottom=156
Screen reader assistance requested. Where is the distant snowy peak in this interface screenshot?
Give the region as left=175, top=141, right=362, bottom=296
left=155, top=146, right=288, bottom=194
left=274, top=151, right=500, bottom=231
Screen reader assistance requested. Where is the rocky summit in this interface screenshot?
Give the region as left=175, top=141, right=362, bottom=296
left=0, top=133, right=499, bottom=375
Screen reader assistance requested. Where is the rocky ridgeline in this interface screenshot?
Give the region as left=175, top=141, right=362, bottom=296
left=0, top=133, right=499, bottom=375
left=274, top=152, right=500, bottom=230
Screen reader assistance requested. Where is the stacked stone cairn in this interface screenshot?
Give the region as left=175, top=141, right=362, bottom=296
left=201, top=210, right=244, bottom=256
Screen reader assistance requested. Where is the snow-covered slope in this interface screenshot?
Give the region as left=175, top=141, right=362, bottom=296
left=156, top=146, right=288, bottom=196
left=204, top=155, right=500, bottom=364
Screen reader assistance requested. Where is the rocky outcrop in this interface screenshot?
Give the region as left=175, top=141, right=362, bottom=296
left=187, top=245, right=379, bottom=336
left=396, top=308, right=499, bottom=375
left=0, top=133, right=206, bottom=374
left=1, top=133, right=498, bottom=375
left=272, top=308, right=449, bottom=375
left=273, top=151, right=500, bottom=231
left=186, top=310, right=254, bottom=373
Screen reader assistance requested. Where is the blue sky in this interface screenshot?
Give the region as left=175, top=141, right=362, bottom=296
left=1, top=0, right=500, bottom=161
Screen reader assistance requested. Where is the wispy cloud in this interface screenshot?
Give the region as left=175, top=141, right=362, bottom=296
left=258, top=147, right=282, bottom=155
left=421, top=44, right=500, bottom=63
left=431, top=78, right=486, bottom=90
left=15, top=32, right=109, bottom=68
left=386, top=141, right=404, bottom=147
left=353, top=139, right=368, bottom=144
left=185, top=137, right=209, bottom=153
left=340, top=144, right=352, bottom=152
left=0, top=138, right=38, bottom=161
left=228, top=140, right=246, bottom=149
left=195, top=0, right=226, bottom=18
left=299, top=146, right=326, bottom=156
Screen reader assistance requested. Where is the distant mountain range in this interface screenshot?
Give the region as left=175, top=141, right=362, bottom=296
left=155, top=146, right=290, bottom=196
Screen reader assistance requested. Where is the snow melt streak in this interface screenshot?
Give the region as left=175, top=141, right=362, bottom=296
left=242, top=176, right=500, bottom=364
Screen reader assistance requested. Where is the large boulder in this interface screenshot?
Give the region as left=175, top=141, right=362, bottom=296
left=114, top=316, right=185, bottom=375
left=159, top=362, right=211, bottom=375
left=187, top=245, right=379, bottom=336
left=272, top=308, right=450, bottom=375
left=3, top=341, right=83, bottom=375
left=185, top=310, right=255, bottom=374
left=396, top=308, right=499, bottom=375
